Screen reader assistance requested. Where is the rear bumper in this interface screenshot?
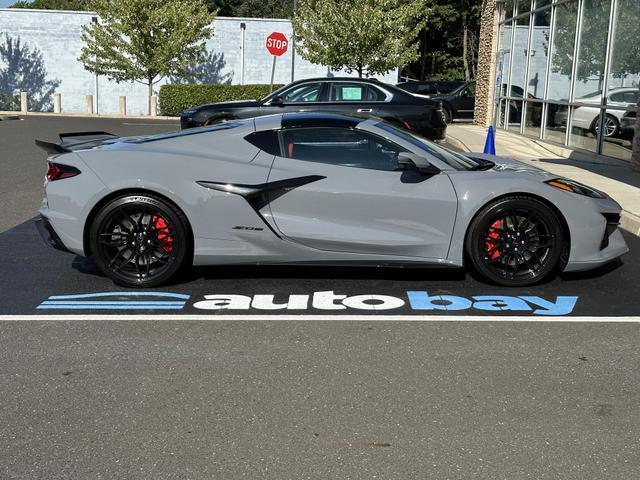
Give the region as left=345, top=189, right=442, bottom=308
left=412, top=122, right=447, bottom=140
left=35, top=215, right=71, bottom=253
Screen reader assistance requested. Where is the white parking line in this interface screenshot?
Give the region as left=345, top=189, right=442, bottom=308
left=0, top=314, right=639, bottom=322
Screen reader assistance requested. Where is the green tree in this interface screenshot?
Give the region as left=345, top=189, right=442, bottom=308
left=204, top=0, right=293, bottom=18
left=292, top=0, right=429, bottom=78
left=79, top=0, right=216, bottom=114
left=403, top=0, right=482, bottom=82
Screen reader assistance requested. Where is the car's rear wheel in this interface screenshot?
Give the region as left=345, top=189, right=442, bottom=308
left=90, top=194, right=190, bottom=288
left=442, top=108, right=452, bottom=124
left=466, top=196, right=565, bottom=286
left=592, top=114, right=619, bottom=137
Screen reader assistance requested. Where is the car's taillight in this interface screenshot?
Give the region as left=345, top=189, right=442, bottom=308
left=46, top=162, right=80, bottom=181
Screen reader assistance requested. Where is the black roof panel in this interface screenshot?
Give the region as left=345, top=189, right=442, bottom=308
left=281, top=112, right=365, bottom=129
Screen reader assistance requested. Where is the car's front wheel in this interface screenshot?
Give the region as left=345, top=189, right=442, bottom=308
left=90, top=194, right=191, bottom=288
left=466, top=196, right=565, bottom=286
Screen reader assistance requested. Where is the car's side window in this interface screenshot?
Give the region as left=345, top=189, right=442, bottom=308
left=244, top=130, right=280, bottom=156
left=329, top=83, right=387, bottom=102
left=609, top=91, right=637, bottom=104
left=280, top=83, right=323, bottom=103
left=280, top=127, right=407, bottom=171
left=466, top=83, right=476, bottom=96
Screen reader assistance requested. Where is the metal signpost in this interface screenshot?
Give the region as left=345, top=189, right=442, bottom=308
left=266, top=31, right=289, bottom=93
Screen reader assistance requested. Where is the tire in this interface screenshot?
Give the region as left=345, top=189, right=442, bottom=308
left=592, top=114, right=619, bottom=138
left=203, top=115, right=233, bottom=127
left=465, top=196, right=565, bottom=287
left=442, top=108, right=452, bottom=124
left=90, top=194, right=191, bottom=288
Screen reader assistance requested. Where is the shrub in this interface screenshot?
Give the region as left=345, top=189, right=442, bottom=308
left=159, top=84, right=284, bottom=116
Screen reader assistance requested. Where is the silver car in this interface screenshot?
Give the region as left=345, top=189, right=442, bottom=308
left=36, top=113, right=628, bottom=288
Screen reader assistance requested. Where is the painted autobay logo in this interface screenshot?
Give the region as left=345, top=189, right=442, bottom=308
left=37, top=292, right=190, bottom=310
left=36, top=291, right=578, bottom=315
left=193, top=291, right=579, bottom=316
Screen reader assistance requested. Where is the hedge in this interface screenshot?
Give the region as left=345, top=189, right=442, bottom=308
left=159, top=84, right=284, bottom=116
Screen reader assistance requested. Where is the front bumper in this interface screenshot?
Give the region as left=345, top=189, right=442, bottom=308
left=563, top=228, right=628, bottom=272
left=35, top=215, right=71, bottom=253
left=180, top=116, right=202, bottom=130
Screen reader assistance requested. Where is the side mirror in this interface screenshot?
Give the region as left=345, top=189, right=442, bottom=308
left=270, top=96, right=284, bottom=107
left=397, top=152, right=440, bottom=175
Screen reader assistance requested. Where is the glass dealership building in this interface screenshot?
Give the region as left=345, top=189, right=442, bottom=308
left=486, top=0, right=639, bottom=162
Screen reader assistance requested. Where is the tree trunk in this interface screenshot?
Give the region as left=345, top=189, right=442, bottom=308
left=632, top=84, right=640, bottom=171
left=357, top=66, right=363, bottom=78
left=462, top=12, right=470, bottom=82
left=147, top=79, right=153, bottom=116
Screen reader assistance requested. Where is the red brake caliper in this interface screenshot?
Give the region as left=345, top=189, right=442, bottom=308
left=485, top=220, right=502, bottom=260
left=152, top=214, right=174, bottom=253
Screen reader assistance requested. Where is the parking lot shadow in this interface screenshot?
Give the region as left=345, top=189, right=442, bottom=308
left=537, top=155, right=640, bottom=191
left=189, top=264, right=468, bottom=283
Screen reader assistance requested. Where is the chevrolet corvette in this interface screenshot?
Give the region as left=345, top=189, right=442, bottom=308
left=36, top=112, right=628, bottom=288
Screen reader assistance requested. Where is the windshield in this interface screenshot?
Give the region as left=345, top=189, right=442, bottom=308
left=374, top=121, right=482, bottom=170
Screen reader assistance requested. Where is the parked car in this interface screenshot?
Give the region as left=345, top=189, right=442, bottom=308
left=555, top=88, right=638, bottom=137
left=180, top=77, right=447, bottom=140
left=395, top=80, right=465, bottom=97
left=36, top=112, right=627, bottom=288
left=428, top=81, right=477, bottom=123
left=620, top=104, right=637, bottom=137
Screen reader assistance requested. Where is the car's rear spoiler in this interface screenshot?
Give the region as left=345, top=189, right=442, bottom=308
left=35, top=131, right=119, bottom=155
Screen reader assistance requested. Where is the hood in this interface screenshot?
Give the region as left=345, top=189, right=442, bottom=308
left=465, top=152, right=556, bottom=179
left=200, top=99, right=261, bottom=110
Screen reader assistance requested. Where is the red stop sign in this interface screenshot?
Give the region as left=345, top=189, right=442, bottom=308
left=266, top=32, right=288, bottom=57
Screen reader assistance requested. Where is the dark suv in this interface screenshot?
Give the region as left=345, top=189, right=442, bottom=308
left=180, top=77, right=447, bottom=140
left=429, top=81, right=476, bottom=123
left=396, top=80, right=465, bottom=97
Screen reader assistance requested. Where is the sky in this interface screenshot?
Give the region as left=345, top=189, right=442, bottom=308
left=0, top=0, right=16, bottom=7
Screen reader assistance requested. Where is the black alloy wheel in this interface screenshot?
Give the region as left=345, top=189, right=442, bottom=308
left=90, top=194, right=190, bottom=288
left=466, top=196, right=565, bottom=286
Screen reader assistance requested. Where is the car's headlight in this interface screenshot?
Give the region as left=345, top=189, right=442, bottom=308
left=545, top=178, right=606, bottom=199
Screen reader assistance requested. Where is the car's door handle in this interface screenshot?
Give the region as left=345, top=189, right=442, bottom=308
left=357, top=108, right=373, bottom=113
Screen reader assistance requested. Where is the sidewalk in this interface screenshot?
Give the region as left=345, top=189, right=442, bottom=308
left=445, top=123, right=640, bottom=236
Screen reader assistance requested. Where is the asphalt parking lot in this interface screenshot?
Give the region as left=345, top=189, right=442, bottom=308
left=1, top=116, right=640, bottom=479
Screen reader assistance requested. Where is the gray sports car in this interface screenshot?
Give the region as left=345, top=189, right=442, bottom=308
left=35, top=112, right=628, bottom=288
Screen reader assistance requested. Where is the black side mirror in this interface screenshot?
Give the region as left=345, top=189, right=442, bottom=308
left=270, top=96, right=284, bottom=107
left=397, top=152, right=440, bottom=175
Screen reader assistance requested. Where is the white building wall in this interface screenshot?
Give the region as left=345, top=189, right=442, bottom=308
left=0, top=8, right=398, bottom=115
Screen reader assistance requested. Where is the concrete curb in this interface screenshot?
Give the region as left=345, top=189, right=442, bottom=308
left=621, top=211, right=640, bottom=237
left=0, top=114, right=21, bottom=121
left=0, top=111, right=180, bottom=121
left=442, top=135, right=469, bottom=152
